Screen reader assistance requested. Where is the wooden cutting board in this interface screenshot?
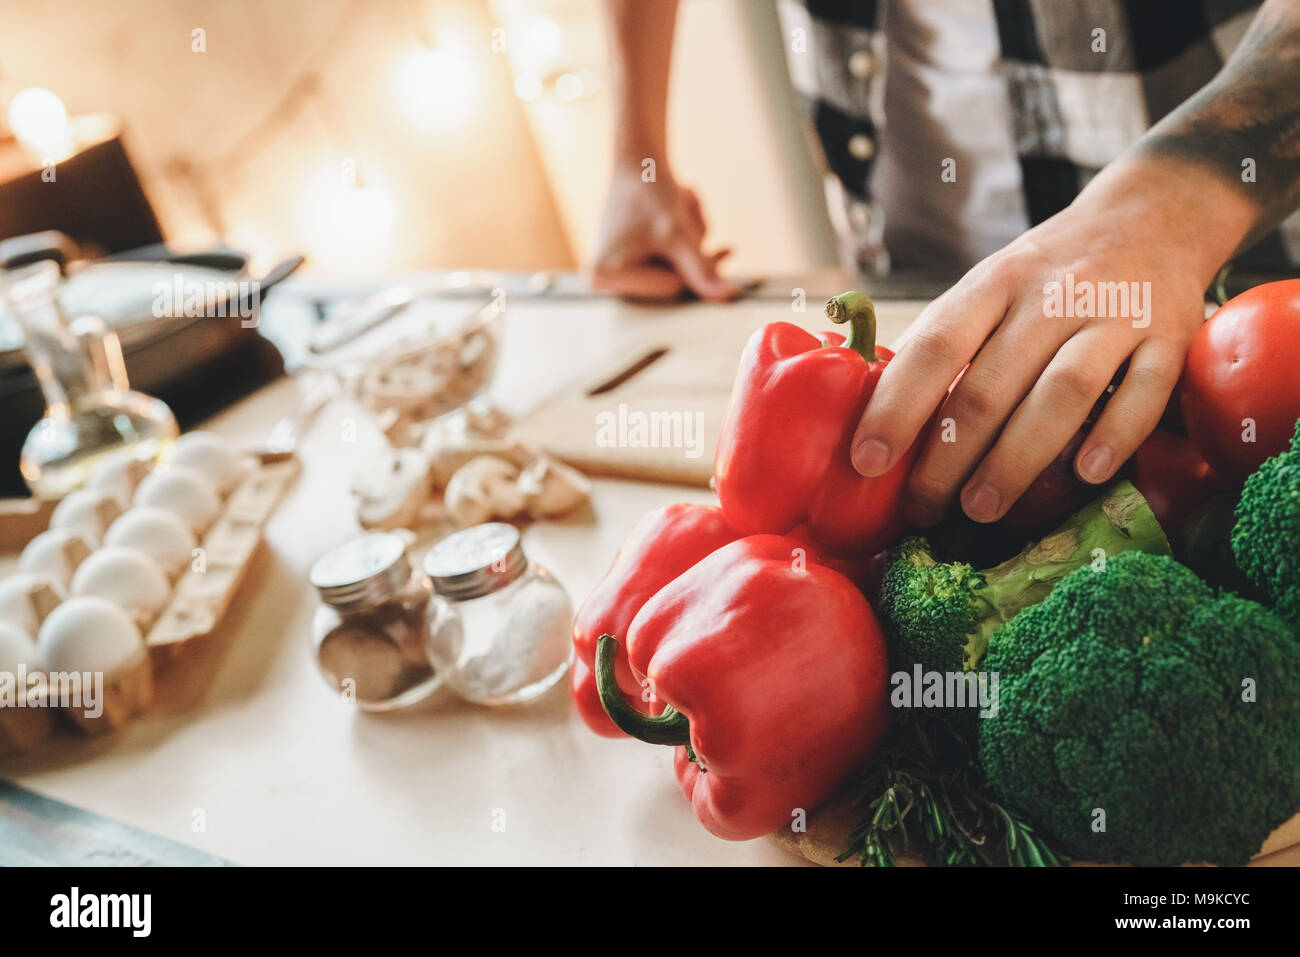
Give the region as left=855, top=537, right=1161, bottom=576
left=509, top=300, right=931, bottom=486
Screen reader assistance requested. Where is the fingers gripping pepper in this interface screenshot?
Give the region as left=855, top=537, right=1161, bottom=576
left=714, top=292, right=921, bottom=556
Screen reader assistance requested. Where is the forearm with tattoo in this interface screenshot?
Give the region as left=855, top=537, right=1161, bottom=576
left=1136, top=0, right=1300, bottom=247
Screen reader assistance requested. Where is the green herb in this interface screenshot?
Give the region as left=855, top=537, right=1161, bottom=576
left=837, top=709, right=1067, bottom=868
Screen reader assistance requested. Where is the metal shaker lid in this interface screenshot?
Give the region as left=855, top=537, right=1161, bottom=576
left=310, top=532, right=413, bottom=611
left=422, top=523, right=527, bottom=600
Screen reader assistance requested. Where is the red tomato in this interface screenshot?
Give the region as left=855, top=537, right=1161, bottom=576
left=1180, top=280, right=1300, bottom=484
left=1132, top=429, right=1225, bottom=539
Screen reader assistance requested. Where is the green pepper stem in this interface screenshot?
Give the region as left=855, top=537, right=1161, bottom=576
left=825, top=291, right=880, bottom=361
left=594, top=635, right=691, bottom=746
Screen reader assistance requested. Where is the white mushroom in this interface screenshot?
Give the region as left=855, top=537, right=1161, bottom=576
left=420, top=413, right=534, bottom=490
left=351, top=447, right=434, bottom=530
left=464, top=403, right=511, bottom=438
left=517, top=455, right=591, bottom=518
left=444, top=455, right=527, bottom=527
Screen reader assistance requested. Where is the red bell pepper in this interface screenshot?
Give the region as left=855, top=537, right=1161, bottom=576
left=714, top=292, right=919, bottom=556
left=594, top=533, right=891, bottom=841
left=571, top=503, right=740, bottom=737
left=571, top=503, right=874, bottom=737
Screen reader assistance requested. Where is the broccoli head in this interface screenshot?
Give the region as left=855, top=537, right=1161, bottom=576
left=1232, top=417, right=1300, bottom=626
left=879, top=480, right=1169, bottom=673
left=979, top=550, right=1300, bottom=866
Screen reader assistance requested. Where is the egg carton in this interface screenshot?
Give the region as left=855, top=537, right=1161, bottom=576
left=0, top=450, right=298, bottom=753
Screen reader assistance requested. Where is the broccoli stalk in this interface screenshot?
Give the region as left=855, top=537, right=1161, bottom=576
left=1232, top=417, right=1300, bottom=626
left=880, top=480, right=1170, bottom=673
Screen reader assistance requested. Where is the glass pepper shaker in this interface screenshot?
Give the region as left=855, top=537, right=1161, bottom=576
left=309, top=532, right=441, bottom=711
left=423, top=523, right=572, bottom=705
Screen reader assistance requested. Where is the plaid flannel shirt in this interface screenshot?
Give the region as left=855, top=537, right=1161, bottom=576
left=779, top=0, right=1300, bottom=273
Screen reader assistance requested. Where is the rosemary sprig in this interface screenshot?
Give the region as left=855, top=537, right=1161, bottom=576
left=836, top=709, right=1068, bottom=868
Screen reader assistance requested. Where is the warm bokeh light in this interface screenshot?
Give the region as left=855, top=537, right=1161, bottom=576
left=513, top=15, right=563, bottom=74
left=7, top=87, right=73, bottom=161
left=296, top=162, right=397, bottom=272
left=554, top=72, right=583, bottom=102
left=392, top=46, right=476, bottom=133
left=513, top=73, right=543, bottom=102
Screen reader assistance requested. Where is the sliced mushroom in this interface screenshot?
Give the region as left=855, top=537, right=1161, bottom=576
left=444, top=455, right=528, bottom=527
left=421, top=417, right=535, bottom=490
left=517, top=455, right=591, bottom=518
left=351, top=447, right=434, bottom=530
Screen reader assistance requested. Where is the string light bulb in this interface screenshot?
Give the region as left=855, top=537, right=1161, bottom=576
left=7, top=87, right=73, bottom=161
left=513, top=74, right=543, bottom=102
left=393, top=44, right=475, bottom=132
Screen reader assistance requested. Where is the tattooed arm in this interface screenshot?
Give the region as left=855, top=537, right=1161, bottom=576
left=1136, top=0, right=1300, bottom=251
left=849, top=0, right=1300, bottom=527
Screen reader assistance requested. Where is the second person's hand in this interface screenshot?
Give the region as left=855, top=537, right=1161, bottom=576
left=590, top=162, right=739, bottom=302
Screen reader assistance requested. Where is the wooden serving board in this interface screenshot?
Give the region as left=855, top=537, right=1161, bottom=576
left=770, top=787, right=1300, bottom=867
left=509, top=300, right=930, bottom=487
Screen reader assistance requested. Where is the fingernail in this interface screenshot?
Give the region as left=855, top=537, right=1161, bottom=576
left=1077, top=445, right=1113, bottom=484
left=963, top=483, right=1002, bottom=523
left=852, top=438, right=891, bottom=476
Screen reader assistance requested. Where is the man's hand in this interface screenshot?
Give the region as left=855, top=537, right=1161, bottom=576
left=852, top=0, right=1300, bottom=526
left=591, top=165, right=737, bottom=302
left=850, top=158, right=1245, bottom=526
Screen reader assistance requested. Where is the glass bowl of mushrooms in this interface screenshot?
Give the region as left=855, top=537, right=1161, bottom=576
left=304, top=291, right=503, bottom=443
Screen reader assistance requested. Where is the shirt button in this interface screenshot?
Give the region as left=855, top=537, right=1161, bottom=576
left=848, top=50, right=876, bottom=78
left=848, top=133, right=875, bottom=160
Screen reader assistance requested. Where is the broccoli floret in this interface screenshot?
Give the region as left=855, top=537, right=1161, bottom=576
left=880, top=480, right=1170, bottom=672
left=979, top=551, right=1300, bottom=866
left=1232, top=418, right=1300, bottom=626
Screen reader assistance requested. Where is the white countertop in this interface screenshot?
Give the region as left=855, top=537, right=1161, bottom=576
left=4, top=294, right=826, bottom=866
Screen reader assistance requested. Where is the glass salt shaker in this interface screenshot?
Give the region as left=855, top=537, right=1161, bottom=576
left=423, top=523, right=572, bottom=705
left=309, top=532, right=441, bottom=711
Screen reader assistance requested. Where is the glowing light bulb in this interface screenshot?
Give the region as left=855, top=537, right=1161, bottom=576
left=335, top=183, right=395, bottom=239
left=7, top=88, right=72, bottom=161
left=513, top=74, right=543, bottom=102
left=554, top=72, right=584, bottom=102
left=515, top=16, right=563, bottom=73
left=298, top=162, right=397, bottom=266
left=393, top=46, right=476, bottom=132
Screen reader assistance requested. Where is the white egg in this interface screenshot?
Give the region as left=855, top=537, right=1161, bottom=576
left=133, top=465, right=221, bottom=534
left=18, top=529, right=94, bottom=589
left=38, top=596, right=143, bottom=675
left=103, top=506, right=197, bottom=580
left=87, top=454, right=151, bottom=507
left=0, top=622, right=39, bottom=675
left=169, top=431, right=246, bottom=496
left=70, top=546, right=170, bottom=622
left=0, top=573, right=64, bottom=636
left=50, top=488, right=123, bottom=546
